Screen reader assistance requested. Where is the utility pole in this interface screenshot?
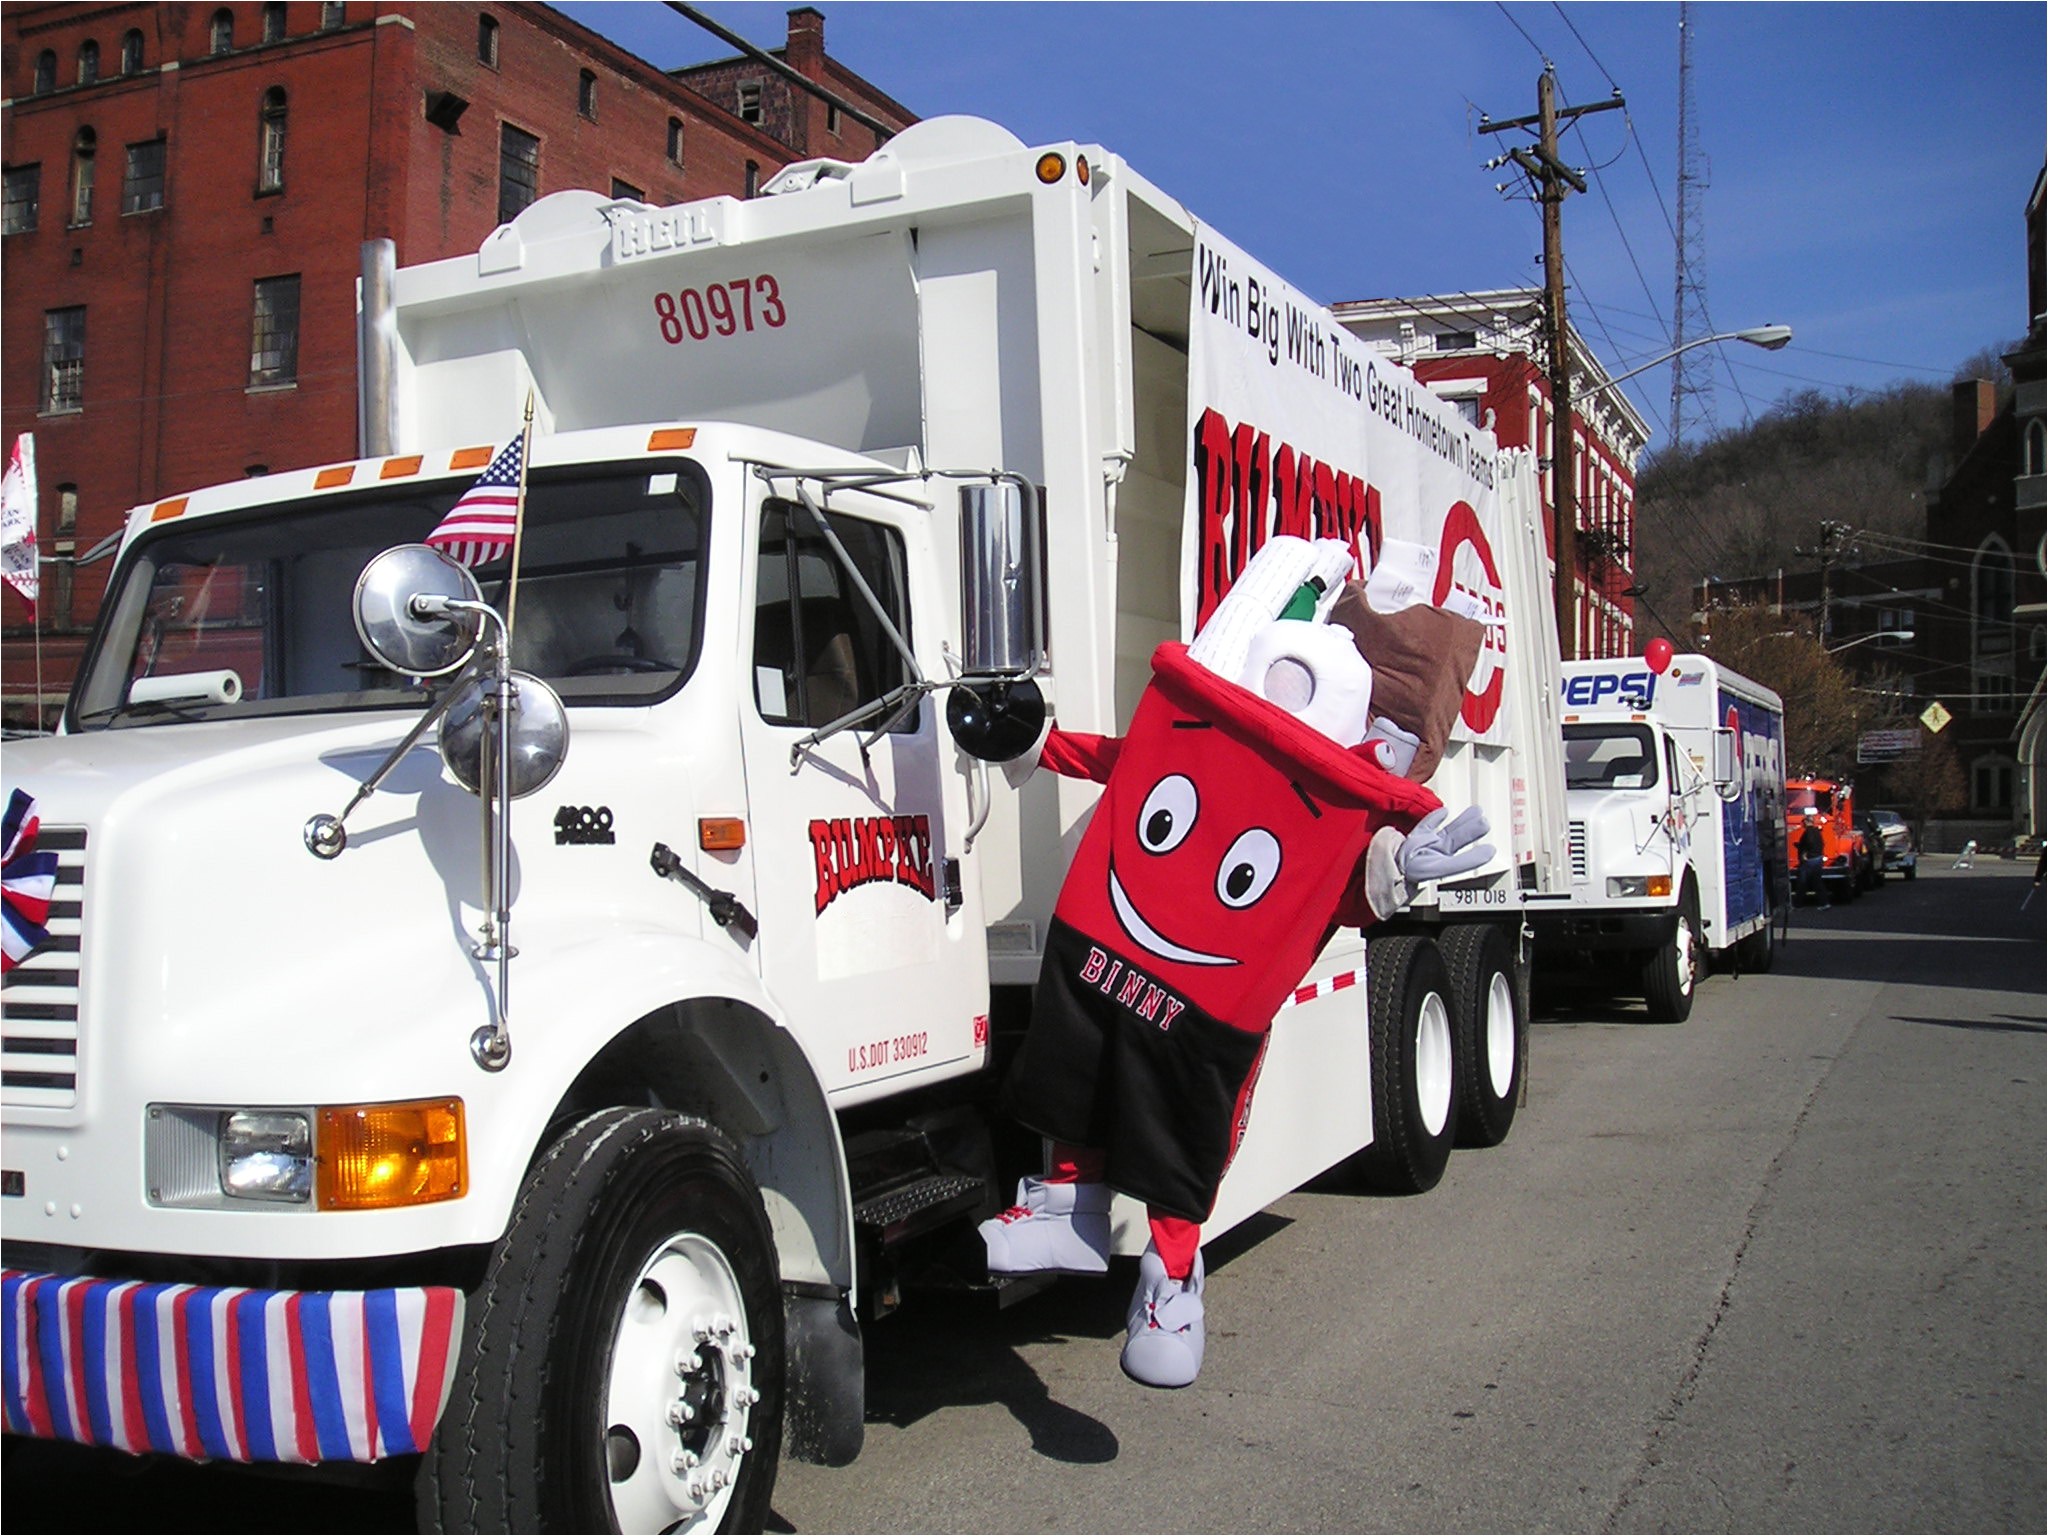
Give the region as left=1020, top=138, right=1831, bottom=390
left=1795, top=519, right=1854, bottom=644
left=1480, top=71, right=1623, bottom=661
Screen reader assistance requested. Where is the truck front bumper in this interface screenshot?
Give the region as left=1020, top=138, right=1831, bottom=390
left=1530, top=908, right=1674, bottom=952
left=2, top=1268, right=462, bottom=1464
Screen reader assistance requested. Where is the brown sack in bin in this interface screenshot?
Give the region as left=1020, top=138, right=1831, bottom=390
left=1330, top=581, right=1486, bottom=783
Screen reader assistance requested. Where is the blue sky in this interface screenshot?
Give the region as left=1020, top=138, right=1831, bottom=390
left=558, top=1, right=2046, bottom=449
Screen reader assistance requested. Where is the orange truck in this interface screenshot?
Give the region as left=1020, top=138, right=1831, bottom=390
left=1786, top=777, right=1872, bottom=900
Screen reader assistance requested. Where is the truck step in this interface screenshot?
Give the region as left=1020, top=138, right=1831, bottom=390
left=852, top=1173, right=985, bottom=1247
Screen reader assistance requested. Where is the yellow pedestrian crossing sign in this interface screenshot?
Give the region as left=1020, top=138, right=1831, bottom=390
left=1919, top=700, right=1952, bottom=733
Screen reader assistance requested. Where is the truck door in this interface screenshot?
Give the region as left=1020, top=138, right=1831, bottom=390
left=737, top=491, right=988, bottom=1100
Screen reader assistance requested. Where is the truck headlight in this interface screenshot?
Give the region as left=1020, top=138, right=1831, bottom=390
left=1606, top=875, right=1673, bottom=899
left=219, top=1110, right=314, bottom=1203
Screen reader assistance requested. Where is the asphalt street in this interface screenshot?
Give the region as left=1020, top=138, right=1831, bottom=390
left=6, top=860, right=2043, bottom=1533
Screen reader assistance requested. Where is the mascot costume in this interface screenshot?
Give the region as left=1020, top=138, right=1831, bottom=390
left=978, top=535, right=1493, bottom=1387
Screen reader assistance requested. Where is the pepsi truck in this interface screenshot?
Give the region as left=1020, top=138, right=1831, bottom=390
left=1527, top=653, right=1787, bottom=1022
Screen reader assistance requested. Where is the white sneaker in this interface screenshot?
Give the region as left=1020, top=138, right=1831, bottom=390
left=978, top=1177, right=1111, bottom=1276
left=1119, top=1244, right=1206, bottom=1388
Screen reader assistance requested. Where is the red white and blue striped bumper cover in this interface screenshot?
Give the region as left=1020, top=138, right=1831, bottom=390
left=2, top=1269, right=463, bottom=1464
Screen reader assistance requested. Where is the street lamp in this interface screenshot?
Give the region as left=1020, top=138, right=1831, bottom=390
left=1827, top=629, right=1913, bottom=653
left=1570, top=326, right=1794, bottom=405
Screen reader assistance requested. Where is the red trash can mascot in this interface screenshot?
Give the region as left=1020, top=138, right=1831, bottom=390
left=974, top=535, right=1493, bottom=1387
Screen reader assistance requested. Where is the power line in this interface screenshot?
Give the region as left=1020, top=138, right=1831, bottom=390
left=1495, top=2, right=1553, bottom=64
left=1552, top=1, right=1621, bottom=90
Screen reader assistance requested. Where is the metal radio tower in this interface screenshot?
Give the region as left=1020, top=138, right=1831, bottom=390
left=1669, top=2, right=1715, bottom=449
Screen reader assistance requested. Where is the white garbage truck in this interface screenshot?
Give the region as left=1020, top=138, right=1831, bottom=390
left=1, top=116, right=1567, bottom=1529
left=1527, top=653, right=1788, bottom=1021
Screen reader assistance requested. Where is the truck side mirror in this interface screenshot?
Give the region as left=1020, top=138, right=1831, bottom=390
left=354, top=544, right=484, bottom=678
left=946, top=676, right=1046, bottom=762
left=959, top=480, right=1044, bottom=677
left=1711, top=728, right=1740, bottom=797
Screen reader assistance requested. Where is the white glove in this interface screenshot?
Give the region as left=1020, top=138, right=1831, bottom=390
left=1363, top=806, right=1495, bottom=920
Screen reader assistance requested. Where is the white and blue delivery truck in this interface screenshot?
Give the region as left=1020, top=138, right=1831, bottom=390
left=1526, top=653, right=1786, bottom=1022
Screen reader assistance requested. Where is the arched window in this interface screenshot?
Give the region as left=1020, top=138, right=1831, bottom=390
left=257, top=87, right=287, bottom=193
left=69, top=128, right=96, bottom=226
left=477, top=13, right=499, bottom=66
left=211, top=9, right=234, bottom=55
left=33, top=50, right=56, bottom=94
left=121, top=30, right=145, bottom=75
left=2027, top=418, right=2045, bottom=478
left=77, top=40, right=100, bottom=86
left=263, top=3, right=286, bottom=42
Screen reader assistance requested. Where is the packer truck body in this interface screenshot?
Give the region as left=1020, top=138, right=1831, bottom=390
left=1529, top=654, right=1787, bottom=1021
left=1, top=116, right=1567, bottom=1529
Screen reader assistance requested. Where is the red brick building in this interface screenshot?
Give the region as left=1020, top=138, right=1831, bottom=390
left=1331, top=291, right=1650, bottom=660
left=0, top=3, right=914, bottom=726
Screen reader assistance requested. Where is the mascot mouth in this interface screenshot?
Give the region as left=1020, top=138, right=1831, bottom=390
left=1108, top=863, right=1238, bottom=968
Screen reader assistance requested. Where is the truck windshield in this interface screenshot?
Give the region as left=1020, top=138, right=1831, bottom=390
left=1787, top=786, right=1832, bottom=815
left=1563, top=724, right=1659, bottom=790
left=71, top=462, right=709, bottom=729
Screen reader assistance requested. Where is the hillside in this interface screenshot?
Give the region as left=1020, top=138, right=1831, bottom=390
left=1627, top=355, right=2013, bottom=641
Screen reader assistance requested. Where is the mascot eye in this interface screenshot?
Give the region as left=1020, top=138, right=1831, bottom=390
left=1216, top=828, right=1281, bottom=908
left=1137, top=774, right=1198, bottom=854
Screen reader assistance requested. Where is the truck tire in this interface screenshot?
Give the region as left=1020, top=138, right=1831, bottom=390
left=418, top=1109, right=784, bottom=1535
left=1641, top=886, right=1700, bottom=1024
left=1441, top=923, right=1522, bottom=1148
left=1355, top=934, right=1458, bottom=1194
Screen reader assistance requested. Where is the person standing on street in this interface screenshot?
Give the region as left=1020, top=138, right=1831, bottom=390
left=1798, top=811, right=1829, bottom=909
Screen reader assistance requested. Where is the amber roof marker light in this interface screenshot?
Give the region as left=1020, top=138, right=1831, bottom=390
left=1035, top=151, right=1067, bottom=185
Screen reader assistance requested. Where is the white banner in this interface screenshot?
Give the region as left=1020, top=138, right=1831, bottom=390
left=1, top=434, right=38, bottom=612
left=1180, top=223, right=1513, bottom=744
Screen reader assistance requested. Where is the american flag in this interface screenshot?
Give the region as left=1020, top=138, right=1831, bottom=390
left=424, top=435, right=524, bottom=568
left=2, top=789, right=58, bottom=974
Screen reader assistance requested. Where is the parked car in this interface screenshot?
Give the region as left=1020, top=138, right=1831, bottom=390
left=1869, top=808, right=1919, bottom=880
left=1854, top=812, right=1885, bottom=888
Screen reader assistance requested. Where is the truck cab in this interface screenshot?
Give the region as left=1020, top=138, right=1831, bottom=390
left=1786, top=776, right=1870, bottom=899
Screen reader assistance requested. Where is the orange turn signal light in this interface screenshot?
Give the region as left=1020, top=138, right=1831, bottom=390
left=1076, top=154, right=1090, bottom=185
left=699, top=817, right=746, bottom=852
left=317, top=1098, right=466, bottom=1210
left=1035, top=152, right=1067, bottom=184
left=1646, top=875, right=1674, bottom=897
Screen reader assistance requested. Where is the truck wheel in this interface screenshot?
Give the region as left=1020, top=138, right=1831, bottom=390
left=418, top=1109, right=784, bottom=1535
left=1355, top=934, right=1458, bottom=1194
left=1441, top=924, right=1522, bottom=1149
left=1641, top=887, right=1700, bottom=1024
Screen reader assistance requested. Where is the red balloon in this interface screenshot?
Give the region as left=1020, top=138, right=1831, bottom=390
left=1645, top=637, right=1675, bottom=675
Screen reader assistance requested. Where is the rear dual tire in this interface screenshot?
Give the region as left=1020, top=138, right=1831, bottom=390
left=1440, top=923, right=1523, bottom=1148
left=1357, top=934, right=1458, bottom=1194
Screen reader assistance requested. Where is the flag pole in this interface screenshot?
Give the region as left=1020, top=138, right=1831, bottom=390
left=503, top=390, right=536, bottom=645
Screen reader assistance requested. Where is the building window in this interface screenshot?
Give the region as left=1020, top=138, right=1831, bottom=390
left=122, top=139, right=166, bottom=213
left=1453, top=397, right=1481, bottom=426
left=2027, top=419, right=2045, bottom=477
left=249, top=275, right=301, bottom=387
left=667, top=116, right=685, bottom=166
left=258, top=88, right=287, bottom=192
left=323, top=2, right=346, bottom=27
left=826, top=100, right=841, bottom=136
left=69, top=129, right=96, bottom=227
left=211, top=10, right=234, bottom=54
left=477, top=13, right=498, bottom=66
left=498, top=123, right=539, bottom=224
left=1972, top=756, right=2015, bottom=814
left=611, top=178, right=643, bottom=201
left=4, top=165, right=40, bottom=235
left=34, top=50, right=56, bottom=94
left=78, top=40, right=100, bottom=87
left=744, top=159, right=759, bottom=199
left=1436, top=330, right=1478, bottom=352
left=121, top=30, right=145, bottom=75
left=53, top=484, right=78, bottom=628
left=737, top=80, right=762, bottom=124
left=263, top=3, right=287, bottom=42
left=578, top=70, right=598, bottom=121
left=42, top=307, right=86, bottom=414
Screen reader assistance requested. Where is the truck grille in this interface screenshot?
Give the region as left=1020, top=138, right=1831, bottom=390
left=1568, top=820, right=1588, bottom=883
left=2, top=827, right=86, bottom=1109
